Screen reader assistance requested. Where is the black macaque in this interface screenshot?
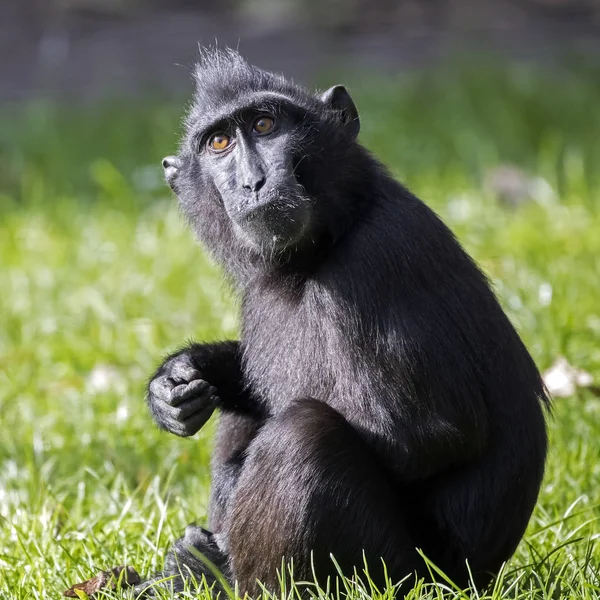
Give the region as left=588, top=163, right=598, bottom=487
left=138, top=48, right=549, bottom=597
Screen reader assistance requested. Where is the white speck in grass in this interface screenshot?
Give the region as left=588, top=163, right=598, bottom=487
left=508, top=294, right=523, bottom=310
left=4, top=460, right=18, bottom=478
left=33, top=431, right=44, bottom=458
left=586, top=316, right=600, bottom=334
left=39, top=509, right=51, bottom=529
left=87, top=364, right=121, bottom=393
left=544, top=360, right=576, bottom=397
left=447, top=195, right=473, bottom=222
left=116, top=403, right=129, bottom=424
left=543, top=356, right=594, bottom=397
left=538, top=282, right=553, bottom=306
left=529, top=176, right=557, bottom=206
left=132, top=319, right=155, bottom=349
left=40, top=317, right=57, bottom=334
left=35, top=267, right=55, bottom=288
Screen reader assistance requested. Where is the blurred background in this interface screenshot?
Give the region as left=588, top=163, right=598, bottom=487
left=2, top=0, right=600, bottom=99
left=1, top=1, right=600, bottom=598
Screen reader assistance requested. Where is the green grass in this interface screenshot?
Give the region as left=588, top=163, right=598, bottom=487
left=1, top=60, right=599, bottom=599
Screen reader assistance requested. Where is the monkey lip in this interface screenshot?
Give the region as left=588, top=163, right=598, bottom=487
left=232, top=200, right=311, bottom=251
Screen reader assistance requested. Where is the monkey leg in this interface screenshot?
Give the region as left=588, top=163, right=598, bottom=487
left=136, top=412, right=261, bottom=597
left=227, top=398, right=420, bottom=596
left=209, top=411, right=263, bottom=532
left=134, top=525, right=229, bottom=597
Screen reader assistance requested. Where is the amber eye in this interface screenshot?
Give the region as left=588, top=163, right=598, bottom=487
left=253, top=116, right=275, bottom=135
left=208, top=133, right=231, bottom=152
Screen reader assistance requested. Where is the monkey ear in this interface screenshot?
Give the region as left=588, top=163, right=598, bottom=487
left=320, top=85, right=360, bottom=140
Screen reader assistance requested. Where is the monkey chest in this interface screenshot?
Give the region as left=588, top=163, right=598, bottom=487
left=241, top=293, right=340, bottom=410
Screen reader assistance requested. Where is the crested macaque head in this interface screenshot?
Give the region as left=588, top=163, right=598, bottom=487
left=163, top=48, right=361, bottom=263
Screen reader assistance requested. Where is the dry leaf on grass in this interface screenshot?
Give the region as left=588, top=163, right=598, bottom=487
left=542, top=356, right=595, bottom=398
left=63, top=566, right=140, bottom=597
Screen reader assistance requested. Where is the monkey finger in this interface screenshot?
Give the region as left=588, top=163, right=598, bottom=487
left=179, top=399, right=219, bottom=436
left=162, top=415, right=196, bottom=438
left=168, top=364, right=202, bottom=386
left=170, top=394, right=215, bottom=420
left=161, top=395, right=218, bottom=436
left=148, top=376, right=174, bottom=403
left=169, top=379, right=211, bottom=406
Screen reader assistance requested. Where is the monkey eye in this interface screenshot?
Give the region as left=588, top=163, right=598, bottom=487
left=252, top=116, right=275, bottom=135
left=208, top=133, right=232, bottom=152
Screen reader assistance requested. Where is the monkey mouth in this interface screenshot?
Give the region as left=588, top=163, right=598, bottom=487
left=231, top=196, right=312, bottom=254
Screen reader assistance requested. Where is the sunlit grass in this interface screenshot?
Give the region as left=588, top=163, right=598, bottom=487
left=0, top=60, right=599, bottom=599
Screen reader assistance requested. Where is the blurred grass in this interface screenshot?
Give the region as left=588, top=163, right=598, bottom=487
left=0, top=60, right=599, bottom=599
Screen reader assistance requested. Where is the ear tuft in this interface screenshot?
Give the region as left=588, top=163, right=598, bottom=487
left=320, top=85, right=360, bottom=140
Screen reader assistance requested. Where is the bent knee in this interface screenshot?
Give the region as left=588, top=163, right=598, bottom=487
left=255, top=399, right=354, bottom=459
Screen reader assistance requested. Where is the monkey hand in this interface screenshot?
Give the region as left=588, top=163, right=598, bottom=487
left=147, top=353, right=219, bottom=437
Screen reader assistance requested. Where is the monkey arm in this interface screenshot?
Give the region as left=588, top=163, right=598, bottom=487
left=396, top=412, right=488, bottom=482
left=343, top=388, right=491, bottom=483
left=146, top=340, right=259, bottom=437
left=182, top=340, right=257, bottom=413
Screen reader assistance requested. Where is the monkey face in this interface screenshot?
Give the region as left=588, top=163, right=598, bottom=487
left=200, top=112, right=314, bottom=253
left=163, top=110, right=313, bottom=254
left=163, top=49, right=360, bottom=262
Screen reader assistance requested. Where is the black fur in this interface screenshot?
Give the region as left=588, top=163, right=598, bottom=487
left=141, top=48, right=549, bottom=596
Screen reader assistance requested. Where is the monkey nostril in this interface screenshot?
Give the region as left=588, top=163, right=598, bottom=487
left=244, top=176, right=266, bottom=193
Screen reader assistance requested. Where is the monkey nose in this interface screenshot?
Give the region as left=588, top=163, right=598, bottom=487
left=162, top=156, right=180, bottom=171
left=242, top=175, right=266, bottom=194
left=162, top=156, right=181, bottom=187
